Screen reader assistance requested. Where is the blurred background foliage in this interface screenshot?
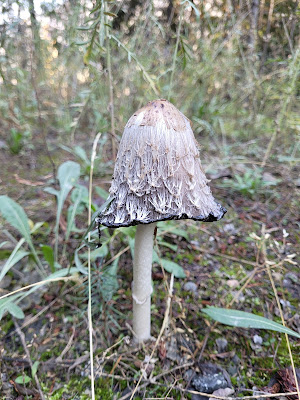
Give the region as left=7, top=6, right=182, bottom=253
left=0, top=2, right=299, bottom=396
left=0, top=0, right=299, bottom=169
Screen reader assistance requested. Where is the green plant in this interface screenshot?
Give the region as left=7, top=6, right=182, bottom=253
left=0, top=195, right=45, bottom=277
left=0, top=268, right=78, bottom=320
left=44, top=160, right=81, bottom=261
left=0, top=160, right=87, bottom=320
left=220, top=167, right=280, bottom=197
left=7, top=128, right=24, bottom=154
left=15, top=374, right=31, bottom=384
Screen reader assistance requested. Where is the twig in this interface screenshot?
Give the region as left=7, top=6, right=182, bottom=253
left=56, top=326, right=75, bottom=362
left=99, top=335, right=130, bottom=361
left=13, top=319, right=46, bottom=400
left=87, top=132, right=102, bottom=400
left=3, top=356, right=87, bottom=368
left=102, top=245, right=130, bottom=267
left=281, top=15, right=294, bottom=55
left=230, top=266, right=259, bottom=306
left=198, top=330, right=211, bottom=362
left=6, top=297, right=58, bottom=339
left=194, top=246, right=258, bottom=267
left=68, top=354, right=90, bottom=374
left=118, top=353, right=193, bottom=400
left=152, top=362, right=194, bottom=383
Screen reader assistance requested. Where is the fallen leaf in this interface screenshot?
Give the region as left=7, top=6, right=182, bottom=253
left=14, top=174, right=45, bottom=186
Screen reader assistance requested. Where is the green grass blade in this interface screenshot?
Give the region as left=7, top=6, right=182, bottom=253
left=202, top=307, right=300, bottom=338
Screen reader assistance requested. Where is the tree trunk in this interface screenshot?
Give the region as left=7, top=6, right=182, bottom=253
left=28, top=0, right=42, bottom=72
left=260, top=0, right=274, bottom=69
left=249, top=0, right=260, bottom=55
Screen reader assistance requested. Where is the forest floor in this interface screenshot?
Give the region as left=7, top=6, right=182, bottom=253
left=0, top=133, right=299, bottom=400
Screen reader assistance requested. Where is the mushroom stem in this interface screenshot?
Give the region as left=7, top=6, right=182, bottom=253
left=132, top=223, right=156, bottom=342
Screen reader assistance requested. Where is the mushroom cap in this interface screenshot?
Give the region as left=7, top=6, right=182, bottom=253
left=97, top=99, right=226, bottom=228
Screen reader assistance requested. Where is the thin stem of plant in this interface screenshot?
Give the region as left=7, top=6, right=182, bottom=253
left=29, top=242, right=46, bottom=277
left=105, top=4, right=116, bottom=160
left=261, top=224, right=300, bottom=400
left=70, top=93, right=91, bottom=144
left=87, top=132, right=101, bottom=400
left=168, top=6, right=184, bottom=100
left=14, top=319, right=46, bottom=400
left=102, top=245, right=130, bottom=267
left=0, top=275, right=79, bottom=301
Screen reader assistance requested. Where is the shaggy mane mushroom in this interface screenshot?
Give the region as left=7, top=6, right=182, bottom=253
left=96, top=99, right=226, bottom=342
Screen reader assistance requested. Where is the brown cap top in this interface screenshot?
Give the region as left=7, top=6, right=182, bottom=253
left=97, top=99, right=226, bottom=227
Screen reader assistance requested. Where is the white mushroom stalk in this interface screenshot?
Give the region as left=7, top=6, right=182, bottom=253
left=132, top=223, right=155, bottom=342
left=96, top=99, right=226, bottom=343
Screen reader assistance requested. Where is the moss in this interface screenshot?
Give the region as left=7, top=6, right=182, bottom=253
left=40, top=347, right=62, bottom=361
left=231, top=376, right=238, bottom=386
left=0, top=249, right=11, bottom=260
left=45, top=377, right=114, bottom=400
left=277, top=339, right=300, bottom=365
left=1, top=318, right=14, bottom=334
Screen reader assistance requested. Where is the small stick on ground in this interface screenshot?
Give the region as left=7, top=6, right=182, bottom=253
left=13, top=319, right=46, bottom=400
left=56, top=326, right=75, bottom=363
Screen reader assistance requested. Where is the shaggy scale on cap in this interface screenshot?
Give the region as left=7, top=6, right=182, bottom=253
left=97, top=99, right=226, bottom=227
